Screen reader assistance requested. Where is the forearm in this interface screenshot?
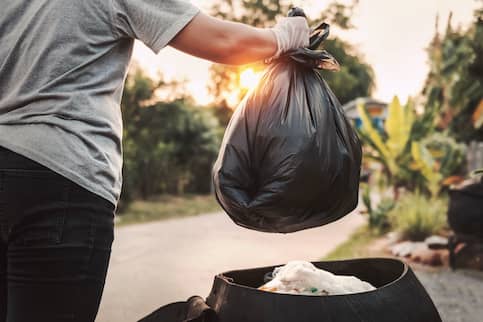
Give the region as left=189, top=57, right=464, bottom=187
left=211, top=20, right=277, bottom=65
left=170, top=12, right=277, bottom=65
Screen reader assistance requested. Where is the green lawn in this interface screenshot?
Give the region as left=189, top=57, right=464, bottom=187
left=323, top=225, right=382, bottom=260
left=116, top=194, right=222, bottom=226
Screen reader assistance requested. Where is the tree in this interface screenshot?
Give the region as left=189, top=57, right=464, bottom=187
left=120, top=68, right=222, bottom=206
left=208, top=0, right=374, bottom=107
left=423, top=8, right=483, bottom=142
left=319, top=38, right=375, bottom=104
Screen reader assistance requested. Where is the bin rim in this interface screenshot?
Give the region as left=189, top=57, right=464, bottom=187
left=214, top=257, right=409, bottom=298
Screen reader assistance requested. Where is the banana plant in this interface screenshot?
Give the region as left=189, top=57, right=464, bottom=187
left=410, top=142, right=443, bottom=198
left=357, top=96, right=415, bottom=184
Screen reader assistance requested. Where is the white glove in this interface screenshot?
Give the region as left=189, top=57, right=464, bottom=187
left=270, top=17, right=310, bottom=58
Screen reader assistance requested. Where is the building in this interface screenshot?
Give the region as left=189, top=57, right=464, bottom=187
left=342, top=97, right=388, bottom=131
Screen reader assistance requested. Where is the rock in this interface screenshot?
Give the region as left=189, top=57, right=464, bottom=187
left=440, top=250, right=450, bottom=266
left=411, top=248, right=449, bottom=266
left=386, top=231, right=402, bottom=245
left=391, top=240, right=451, bottom=266
left=391, top=241, right=426, bottom=257
left=425, top=235, right=448, bottom=249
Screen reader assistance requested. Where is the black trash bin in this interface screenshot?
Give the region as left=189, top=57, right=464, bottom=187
left=139, top=258, right=442, bottom=322
left=448, top=181, right=483, bottom=238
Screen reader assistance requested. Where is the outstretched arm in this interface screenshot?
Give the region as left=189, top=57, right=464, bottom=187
left=169, top=12, right=309, bottom=65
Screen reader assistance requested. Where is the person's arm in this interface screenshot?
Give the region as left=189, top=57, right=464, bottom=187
left=169, top=12, right=309, bottom=65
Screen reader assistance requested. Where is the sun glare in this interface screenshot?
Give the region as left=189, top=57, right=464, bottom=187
left=240, top=68, right=263, bottom=91
left=226, top=90, right=241, bottom=108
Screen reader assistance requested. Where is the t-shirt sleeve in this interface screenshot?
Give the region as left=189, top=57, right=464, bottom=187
left=111, top=0, right=200, bottom=53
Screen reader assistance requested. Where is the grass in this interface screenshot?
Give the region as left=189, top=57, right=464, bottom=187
left=388, top=193, right=447, bottom=241
left=116, top=194, right=221, bottom=226
left=323, top=192, right=450, bottom=261
left=323, top=225, right=382, bottom=260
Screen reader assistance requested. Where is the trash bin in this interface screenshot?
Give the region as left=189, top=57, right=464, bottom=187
left=448, top=181, right=483, bottom=238
left=139, top=258, right=442, bottom=322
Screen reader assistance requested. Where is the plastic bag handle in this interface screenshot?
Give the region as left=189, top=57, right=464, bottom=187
left=287, top=7, right=330, bottom=50
left=309, top=22, right=330, bottom=50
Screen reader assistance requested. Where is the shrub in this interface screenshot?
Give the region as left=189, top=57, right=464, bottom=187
left=361, top=184, right=395, bottom=234
left=369, top=198, right=396, bottom=233
left=388, top=193, right=447, bottom=241
left=421, top=133, right=466, bottom=178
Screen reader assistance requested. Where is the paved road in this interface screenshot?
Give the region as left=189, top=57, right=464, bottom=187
left=96, top=211, right=365, bottom=322
left=416, top=269, right=483, bottom=322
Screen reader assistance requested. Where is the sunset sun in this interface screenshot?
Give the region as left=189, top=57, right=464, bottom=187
left=239, top=68, right=263, bottom=91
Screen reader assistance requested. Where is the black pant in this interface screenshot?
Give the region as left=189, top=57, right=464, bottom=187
left=0, top=146, right=115, bottom=322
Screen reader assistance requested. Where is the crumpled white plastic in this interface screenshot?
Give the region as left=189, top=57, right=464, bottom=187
left=259, top=261, right=376, bottom=296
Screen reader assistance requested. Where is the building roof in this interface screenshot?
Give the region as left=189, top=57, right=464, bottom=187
left=342, top=97, right=388, bottom=119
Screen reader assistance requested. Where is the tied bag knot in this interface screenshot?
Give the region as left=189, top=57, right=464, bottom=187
left=267, top=12, right=341, bottom=71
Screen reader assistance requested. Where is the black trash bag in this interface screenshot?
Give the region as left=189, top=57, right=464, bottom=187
left=212, top=11, right=362, bottom=233
left=138, top=296, right=217, bottom=322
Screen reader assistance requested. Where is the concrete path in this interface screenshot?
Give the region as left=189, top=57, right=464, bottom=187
left=416, top=269, right=483, bottom=322
left=96, top=211, right=365, bottom=322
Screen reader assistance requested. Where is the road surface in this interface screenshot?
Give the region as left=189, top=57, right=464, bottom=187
left=97, top=211, right=365, bottom=322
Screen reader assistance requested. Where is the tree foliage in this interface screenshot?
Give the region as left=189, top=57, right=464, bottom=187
left=120, top=68, right=222, bottom=207
left=319, top=38, right=375, bottom=105
left=423, top=8, right=483, bottom=142
left=208, top=0, right=374, bottom=107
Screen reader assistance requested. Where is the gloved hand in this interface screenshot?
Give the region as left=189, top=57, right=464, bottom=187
left=270, top=17, right=310, bottom=58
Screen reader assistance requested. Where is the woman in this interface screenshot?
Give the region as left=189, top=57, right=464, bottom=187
left=0, top=0, right=309, bottom=321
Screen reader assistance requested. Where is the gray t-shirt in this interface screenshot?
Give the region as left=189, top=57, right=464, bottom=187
left=0, top=0, right=200, bottom=206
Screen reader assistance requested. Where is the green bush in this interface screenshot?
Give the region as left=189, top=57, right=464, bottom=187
left=421, top=132, right=466, bottom=178
left=369, top=198, right=396, bottom=233
left=120, top=69, right=222, bottom=205
left=388, top=193, right=447, bottom=241
left=361, top=185, right=395, bottom=233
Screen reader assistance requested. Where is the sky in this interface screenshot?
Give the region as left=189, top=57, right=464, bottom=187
left=132, top=0, right=480, bottom=105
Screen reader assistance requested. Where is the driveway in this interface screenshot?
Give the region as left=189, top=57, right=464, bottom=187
left=97, top=211, right=365, bottom=322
